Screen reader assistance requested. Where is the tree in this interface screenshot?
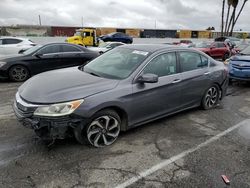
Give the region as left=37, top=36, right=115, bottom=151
left=224, top=0, right=233, bottom=34
left=221, top=0, right=248, bottom=36
left=230, top=0, right=248, bottom=34
left=227, top=0, right=238, bottom=35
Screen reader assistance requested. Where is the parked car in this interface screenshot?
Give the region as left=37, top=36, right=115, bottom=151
left=214, top=36, right=241, bottom=49
left=225, top=45, right=250, bottom=81
left=235, top=43, right=249, bottom=53
left=194, top=41, right=231, bottom=60
left=99, top=32, right=133, bottom=44
left=173, top=40, right=194, bottom=48
left=0, top=37, right=36, bottom=55
left=0, top=43, right=99, bottom=81
left=13, top=44, right=228, bottom=147
left=88, top=42, right=125, bottom=54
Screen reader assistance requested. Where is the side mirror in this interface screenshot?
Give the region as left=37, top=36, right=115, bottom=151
left=18, top=49, right=26, bottom=54
left=137, top=73, right=158, bottom=83
left=210, top=45, right=216, bottom=49
left=35, top=53, right=43, bottom=58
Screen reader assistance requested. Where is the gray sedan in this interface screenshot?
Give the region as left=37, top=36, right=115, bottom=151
left=13, top=44, right=229, bottom=147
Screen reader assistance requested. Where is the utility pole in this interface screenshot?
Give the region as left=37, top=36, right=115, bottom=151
left=154, top=20, right=157, bottom=29
left=81, top=16, right=83, bottom=28
left=38, top=15, right=42, bottom=26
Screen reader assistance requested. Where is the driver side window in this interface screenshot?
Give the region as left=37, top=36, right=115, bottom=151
left=143, top=53, right=177, bottom=77
left=37, top=45, right=61, bottom=54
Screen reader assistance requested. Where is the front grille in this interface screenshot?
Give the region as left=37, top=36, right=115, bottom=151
left=14, top=93, right=39, bottom=118
left=14, top=100, right=35, bottom=118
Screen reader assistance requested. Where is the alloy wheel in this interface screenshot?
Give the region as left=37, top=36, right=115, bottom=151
left=87, top=115, right=120, bottom=147
left=10, top=66, right=29, bottom=81
left=205, top=87, right=218, bottom=108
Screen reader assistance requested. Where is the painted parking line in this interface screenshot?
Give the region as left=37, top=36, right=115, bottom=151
left=115, top=119, right=250, bottom=188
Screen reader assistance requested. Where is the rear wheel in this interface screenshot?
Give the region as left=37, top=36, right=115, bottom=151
left=201, top=85, right=220, bottom=110
left=74, top=110, right=121, bottom=147
left=9, top=65, right=30, bottom=82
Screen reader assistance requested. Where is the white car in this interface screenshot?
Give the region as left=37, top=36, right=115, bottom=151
left=88, top=42, right=125, bottom=54
left=0, top=37, right=36, bottom=55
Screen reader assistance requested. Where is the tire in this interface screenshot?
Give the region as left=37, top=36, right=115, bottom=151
left=99, top=51, right=104, bottom=55
left=223, top=53, right=230, bottom=61
left=74, top=110, right=121, bottom=147
left=9, top=65, right=30, bottom=82
left=201, top=85, right=220, bottom=110
left=229, top=78, right=233, bottom=85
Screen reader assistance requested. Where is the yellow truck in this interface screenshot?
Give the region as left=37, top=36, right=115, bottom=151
left=66, top=28, right=99, bottom=47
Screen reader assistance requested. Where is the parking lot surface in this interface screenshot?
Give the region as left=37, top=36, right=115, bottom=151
left=0, top=80, right=250, bottom=188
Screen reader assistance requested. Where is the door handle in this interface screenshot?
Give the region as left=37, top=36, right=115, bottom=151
left=204, top=72, right=211, bottom=75
left=172, top=79, right=181, bottom=84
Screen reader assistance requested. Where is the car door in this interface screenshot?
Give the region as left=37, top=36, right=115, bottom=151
left=113, top=33, right=123, bottom=42
left=0, top=38, right=23, bottom=55
left=130, top=52, right=182, bottom=125
left=178, top=51, right=211, bottom=108
left=218, top=42, right=229, bottom=58
left=209, top=42, right=219, bottom=57
left=31, top=44, right=62, bottom=74
left=60, top=44, right=88, bottom=68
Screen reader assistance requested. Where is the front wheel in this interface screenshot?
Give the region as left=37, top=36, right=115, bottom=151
left=9, top=65, right=30, bottom=82
left=74, top=110, right=121, bottom=147
left=201, top=85, right=220, bottom=110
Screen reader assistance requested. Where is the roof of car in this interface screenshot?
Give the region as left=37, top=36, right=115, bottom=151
left=39, top=42, right=92, bottom=51
left=121, top=44, right=184, bottom=53
left=0, top=36, right=30, bottom=40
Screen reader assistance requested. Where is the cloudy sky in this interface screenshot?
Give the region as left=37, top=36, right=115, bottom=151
left=0, top=0, right=249, bottom=31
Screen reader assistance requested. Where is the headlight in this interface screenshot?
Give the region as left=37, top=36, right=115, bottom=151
left=0, top=62, right=6, bottom=68
left=224, top=58, right=230, bottom=65
left=34, top=99, right=84, bottom=117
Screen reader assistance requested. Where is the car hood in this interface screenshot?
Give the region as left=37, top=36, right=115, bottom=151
left=0, top=54, right=25, bottom=61
left=232, top=55, right=250, bottom=62
left=18, top=67, right=119, bottom=104
left=88, top=47, right=107, bottom=52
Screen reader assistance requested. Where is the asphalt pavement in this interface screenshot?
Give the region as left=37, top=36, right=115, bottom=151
left=0, top=81, right=250, bottom=188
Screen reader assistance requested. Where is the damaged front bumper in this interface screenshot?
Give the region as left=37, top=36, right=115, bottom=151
left=13, top=95, right=84, bottom=140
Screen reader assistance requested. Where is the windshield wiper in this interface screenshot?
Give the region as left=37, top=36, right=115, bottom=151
left=89, top=72, right=100, bottom=77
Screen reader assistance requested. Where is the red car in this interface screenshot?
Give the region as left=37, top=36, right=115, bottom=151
left=195, top=42, right=231, bottom=60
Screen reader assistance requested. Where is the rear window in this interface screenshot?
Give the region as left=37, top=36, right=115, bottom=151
left=179, top=52, right=208, bottom=72
left=62, top=45, right=81, bottom=52
left=2, top=38, right=22, bottom=45
left=216, top=43, right=226, bottom=48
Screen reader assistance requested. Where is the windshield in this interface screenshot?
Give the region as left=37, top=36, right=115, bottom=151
left=23, top=45, right=42, bottom=55
left=241, top=45, right=250, bottom=55
left=98, top=42, right=109, bottom=48
left=195, top=42, right=210, bottom=48
left=74, top=31, right=81, bottom=36
left=84, top=47, right=149, bottom=79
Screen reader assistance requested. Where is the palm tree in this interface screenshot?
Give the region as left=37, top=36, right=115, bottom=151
left=231, top=0, right=248, bottom=32
left=221, top=0, right=225, bottom=36
left=227, top=0, right=239, bottom=35
left=224, top=0, right=233, bottom=35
